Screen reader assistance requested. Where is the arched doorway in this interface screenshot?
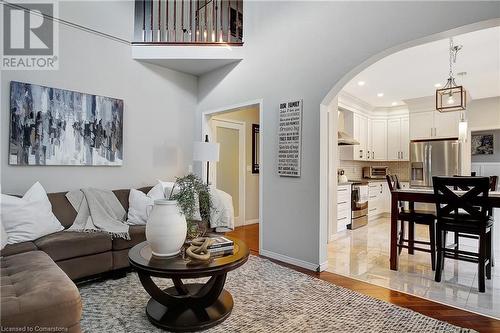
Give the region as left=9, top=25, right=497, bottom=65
left=318, top=18, right=500, bottom=316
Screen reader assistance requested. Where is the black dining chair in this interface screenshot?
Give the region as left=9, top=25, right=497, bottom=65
left=386, top=175, right=436, bottom=270
left=433, top=176, right=493, bottom=292
left=452, top=175, right=497, bottom=268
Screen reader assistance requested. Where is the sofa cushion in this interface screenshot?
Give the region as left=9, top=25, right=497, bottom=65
left=47, top=192, right=77, bottom=228
left=112, top=225, right=146, bottom=251
left=113, top=187, right=152, bottom=213
left=0, top=241, right=37, bottom=257
left=1, top=251, right=82, bottom=330
left=47, top=187, right=152, bottom=229
left=34, top=231, right=112, bottom=262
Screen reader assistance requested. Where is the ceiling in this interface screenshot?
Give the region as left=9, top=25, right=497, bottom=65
left=343, top=27, right=500, bottom=108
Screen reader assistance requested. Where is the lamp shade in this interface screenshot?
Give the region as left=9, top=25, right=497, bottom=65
left=193, top=141, right=220, bottom=162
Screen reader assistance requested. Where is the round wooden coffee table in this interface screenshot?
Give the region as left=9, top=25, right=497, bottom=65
left=129, top=236, right=249, bottom=332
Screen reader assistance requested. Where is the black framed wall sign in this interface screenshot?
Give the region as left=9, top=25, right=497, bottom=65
left=252, top=124, right=259, bottom=174
left=277, top=99, right=302, bottom=177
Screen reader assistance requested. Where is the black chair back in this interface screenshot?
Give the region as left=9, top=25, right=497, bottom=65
left=433, top=176, right=490, bottom=221
left=386, top=174, right=401, bottom=191
left=386, top=175, right=404, bottom=209
left=490, top=176, right=498, bottom=192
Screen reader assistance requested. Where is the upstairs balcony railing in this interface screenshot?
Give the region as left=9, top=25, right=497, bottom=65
left=134, top=0, right=243, bottom=45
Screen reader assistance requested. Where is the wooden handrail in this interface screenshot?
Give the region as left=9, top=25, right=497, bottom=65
left=132, top=41, right=243, bottom=46
left=134, top=0, right=243, bottom=44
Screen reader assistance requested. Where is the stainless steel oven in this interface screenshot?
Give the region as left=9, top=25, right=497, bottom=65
left=347, top=181, right=368, bottom=229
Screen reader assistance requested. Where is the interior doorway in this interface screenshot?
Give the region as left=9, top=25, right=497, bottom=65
left=202, top=101, right=262, bottom=234
left=211, top=119, right=246, bottom=227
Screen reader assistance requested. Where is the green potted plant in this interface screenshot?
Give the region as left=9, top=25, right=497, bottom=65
left=168, top=174, right=213, bottom=239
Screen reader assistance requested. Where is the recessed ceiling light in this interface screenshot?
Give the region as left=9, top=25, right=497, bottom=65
left=391, top=102, right=398, bottom=106
left=434, top=83, right=442, bottom=88
left=377, top=93, right=384, bottom=97
left=357, top=81, right=366, bottom=86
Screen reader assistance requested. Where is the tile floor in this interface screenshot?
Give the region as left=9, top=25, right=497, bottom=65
left=327, top=217, right=500, bottom=319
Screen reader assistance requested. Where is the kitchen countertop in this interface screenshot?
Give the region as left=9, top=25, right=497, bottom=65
left=337, top=179, right=410, bottom=186
left=350, top=178, right=410, bottom=183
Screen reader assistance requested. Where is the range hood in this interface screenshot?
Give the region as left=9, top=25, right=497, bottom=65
left=338, top=130, right=359, bottom=146
left=337, top=110, right=359, bottom=146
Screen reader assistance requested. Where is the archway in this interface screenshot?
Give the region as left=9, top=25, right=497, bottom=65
left=318, top=18, right=500, bottom=270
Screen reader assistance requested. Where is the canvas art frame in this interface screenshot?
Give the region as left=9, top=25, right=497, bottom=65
left=471, top=133, right=494, bottom=155
left=9, top=81, right=123, bottom=166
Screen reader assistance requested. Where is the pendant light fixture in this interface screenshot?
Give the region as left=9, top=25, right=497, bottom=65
left=436, top=38, right=467, bottom=112
left=458, top=111, right=468, bottom=143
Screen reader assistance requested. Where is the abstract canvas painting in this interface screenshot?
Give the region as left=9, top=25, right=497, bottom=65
left=471, top=133, right=494, bottom=155
left=9, top=81, right=123, bottom=166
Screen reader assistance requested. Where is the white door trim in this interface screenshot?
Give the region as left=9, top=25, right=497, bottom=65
left=200, top=98, right=263, bottom=255
left=211, top=119, right=246, bottom=227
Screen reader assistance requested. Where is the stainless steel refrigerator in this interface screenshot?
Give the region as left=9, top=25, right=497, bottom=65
left=410, top=139, right=460, bottom=188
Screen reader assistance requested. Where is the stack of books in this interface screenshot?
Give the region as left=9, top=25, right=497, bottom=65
left=208, top=236, right=234, bottom=257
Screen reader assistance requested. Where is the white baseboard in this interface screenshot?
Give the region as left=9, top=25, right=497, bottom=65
left=260, top=249, right=322, bottom=271
left=245, top=219, right=259, bottom=225
left=318, top=261, right=329, bottom=272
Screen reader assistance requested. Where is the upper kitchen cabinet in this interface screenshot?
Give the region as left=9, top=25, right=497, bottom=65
left=409, top=111, right=434, bottom=140
left=387, top=116, right=409, bottom=161
left=433, top=111, right=461, bottom=138
left=371, top=119, right=387, bottom=160
left=341, top=112, right=369, bottom=161
left=409, top=110, right=460, bottom=140
left=340, top=112, right=388, bottom=161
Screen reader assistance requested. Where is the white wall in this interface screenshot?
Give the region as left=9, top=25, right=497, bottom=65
left=468, top=96, right=500, bottom=130
left=1, top=1, right=198, bottom=194
left=196, top=1, right=500, bottom=269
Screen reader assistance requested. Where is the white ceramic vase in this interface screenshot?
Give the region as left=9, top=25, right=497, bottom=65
left=146, top=199, right=187, bottom=257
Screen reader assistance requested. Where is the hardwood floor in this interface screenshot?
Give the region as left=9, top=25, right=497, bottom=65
left=226, top=223, right=259, bottom=255
left=226, top=224, right=500, bottom=333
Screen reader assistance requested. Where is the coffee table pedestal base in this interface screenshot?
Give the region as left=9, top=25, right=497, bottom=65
left=145, top=283, right=233, bottom=332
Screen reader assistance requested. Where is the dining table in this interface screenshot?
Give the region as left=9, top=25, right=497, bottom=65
left=390, top=187, right=500, bottom=271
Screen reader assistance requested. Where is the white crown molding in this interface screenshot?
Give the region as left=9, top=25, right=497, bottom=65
left=338, top=91, right=374, bottom=115
left=339, top=91, right=409, bottom=118
left=403, top=95, right=435, bottom=113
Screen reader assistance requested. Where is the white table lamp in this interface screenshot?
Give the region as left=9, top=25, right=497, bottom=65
left=193, top=135, right=220, bottom=184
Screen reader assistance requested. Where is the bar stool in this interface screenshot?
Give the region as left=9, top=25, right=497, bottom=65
left=453, top=175, right=497, bottom=267
left=386, top=175, right=437, bottom=270
left=433, top=176, right=493, bottom=292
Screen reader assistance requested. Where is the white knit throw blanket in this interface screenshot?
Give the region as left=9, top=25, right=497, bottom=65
left=66, top=188, right=130, bottom=240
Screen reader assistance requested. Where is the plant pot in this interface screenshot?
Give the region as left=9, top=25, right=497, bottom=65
left=146, top=199, right=187, bottom=257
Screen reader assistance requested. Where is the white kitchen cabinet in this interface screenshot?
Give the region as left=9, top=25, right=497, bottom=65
left=368, top=181, right=388, bottom=220
left=371, top=119, right=387, bottom=160
left=387, top=116, right=409, bottom=161
left=366, top=118, right=372, bottom=160
left=400, top=117, right=410, bottom=160
left=410, top=111, right=459, bottom=140
left=341, top=113, right=369, bottom=161
left=433, top=111, right=460, bottom=138
left=410, top=111, right=434, bottom=140
left=336, top=185, right=351, bottom=232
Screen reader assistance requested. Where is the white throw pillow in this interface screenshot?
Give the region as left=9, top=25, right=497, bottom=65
left=1, top=182, right=64, bottom=244
left=158, top=180, right=177, bottom=199
left=1, top=223, right=8, bottom=250
left=158, top=180, right=202, bottom=221
left=127, top=184, right=165, bottom=225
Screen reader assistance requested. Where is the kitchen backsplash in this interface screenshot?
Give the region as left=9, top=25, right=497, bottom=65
left=339, top=160, right=410, bottom=181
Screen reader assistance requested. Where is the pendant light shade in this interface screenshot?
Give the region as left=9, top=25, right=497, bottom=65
left=436, top=38, right=467, bottom=113
left=436, top=84, right=467, bottom=112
